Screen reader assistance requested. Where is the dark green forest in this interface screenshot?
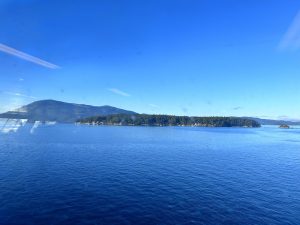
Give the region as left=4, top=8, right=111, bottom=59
left=77, top=114, right=261, bottom=127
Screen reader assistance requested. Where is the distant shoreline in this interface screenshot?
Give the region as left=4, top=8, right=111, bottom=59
left=77, top=114, right=261, bottom=128
left=77, top=123, right=260, bottom=128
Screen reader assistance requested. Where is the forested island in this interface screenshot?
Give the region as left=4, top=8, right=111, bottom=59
left=77, top=114, right=261, bottom=128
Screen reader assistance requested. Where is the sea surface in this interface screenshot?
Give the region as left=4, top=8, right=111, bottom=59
left=0, top=124, right=300, bottom=225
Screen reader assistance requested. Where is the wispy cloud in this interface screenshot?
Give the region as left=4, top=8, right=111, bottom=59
left=232, top=106, right=243, bottom=110
left=0, top=43, right=60, bottom=69
left=279, top=11, right=300, bottom=50
left=2, top=91, right=36, bottom=99
left=259, top=115, right=275, bottom=119
left=0, top=97, right=26, bottom=113
left=108, top=88, right=130, bottom=97
left=149, top=104, right=159, bottom=108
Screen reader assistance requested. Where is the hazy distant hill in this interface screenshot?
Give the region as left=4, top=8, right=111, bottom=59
left=244, top=117, right=300, bottom=126
left=1, top=99, right=298, bottom=126
left=0, top=100, right=137, bottom=123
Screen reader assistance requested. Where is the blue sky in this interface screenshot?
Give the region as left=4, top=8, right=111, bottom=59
left=1, top=0, right=300, bottom=120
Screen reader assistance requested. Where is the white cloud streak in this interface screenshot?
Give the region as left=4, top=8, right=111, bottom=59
left=3, top=91, right=36, bottom=99
left=149, top=104, right=159, bottom=108
left=108, top=88, right=130, bottom=97
left=0, top=43, right=60, bottom=69
left=279, top=11, right=300, bottom=50
left=232, top=106, right=243, bottom=110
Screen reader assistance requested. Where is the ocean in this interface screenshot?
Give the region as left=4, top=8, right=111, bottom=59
left=0, top=124, right=300, bottom=224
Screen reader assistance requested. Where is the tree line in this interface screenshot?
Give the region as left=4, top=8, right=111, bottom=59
left=77, top=114, right=261, bottom=127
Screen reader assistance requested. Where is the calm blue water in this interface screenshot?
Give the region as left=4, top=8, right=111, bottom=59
left=0, top=125, right=300, bottom=225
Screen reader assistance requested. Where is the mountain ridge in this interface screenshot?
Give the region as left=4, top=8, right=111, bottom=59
left=1, top=100, right=299, bottom=125
left=0, top=99, right=137, bottom=123
left=243, top=117, right=300, bottom=126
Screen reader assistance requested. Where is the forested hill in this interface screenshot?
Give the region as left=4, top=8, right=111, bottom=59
left=0, top=100, right=137, bottom=123
left=78, top=114, right=261, bottom=128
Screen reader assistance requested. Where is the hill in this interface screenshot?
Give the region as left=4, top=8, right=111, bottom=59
left=78, top=114, right=261, bottom=128
left=0, top=100, right=137, bottom=123
left=244, top=117, right=300, bottom=126
left=1, top=100, right=298, bottom=126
